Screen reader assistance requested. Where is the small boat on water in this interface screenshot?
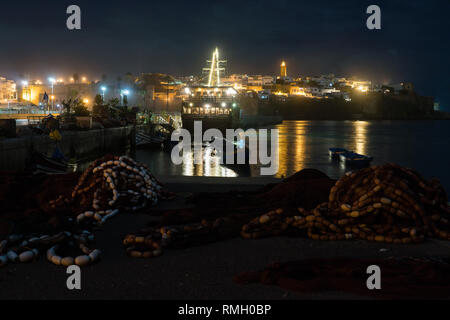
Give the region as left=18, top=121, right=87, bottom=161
left=329, top=147, right=373, bottom=167
left=29, top=151, right=68, bottom=175
left=329, top=148, right=350, bottom=159
left=339, top=152, right=373, bottom=167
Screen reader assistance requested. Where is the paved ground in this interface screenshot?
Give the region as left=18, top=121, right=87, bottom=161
left=1, top=177, right=449, bottom=300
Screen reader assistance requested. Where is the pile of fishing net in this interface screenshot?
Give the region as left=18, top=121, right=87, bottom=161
left=0, top=155, right=171, bottom=268
left=122, top=169, right=337, bottom=256
left=124, top=164, right=450, bottom=258
left=241, top=163, right=450, bottom=243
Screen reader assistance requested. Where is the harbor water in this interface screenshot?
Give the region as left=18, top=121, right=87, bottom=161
left=136, top=120, right=450, bottom=192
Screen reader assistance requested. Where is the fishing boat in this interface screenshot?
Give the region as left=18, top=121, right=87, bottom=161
left=339, top=152, right=373, bottom=167
left=329, top=148, right=350, bottom=159
left=181, top=48, right=239, bottom=133
left=28, top=151, right=68, bottom=175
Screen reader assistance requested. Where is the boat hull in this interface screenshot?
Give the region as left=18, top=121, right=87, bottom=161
left=181, top=114, right=233, bottom=133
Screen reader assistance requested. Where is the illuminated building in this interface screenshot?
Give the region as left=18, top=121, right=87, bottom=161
left=136, top=73, right=184, bottom=112
left=18, top=81, right=110, bottom=110
left=280, top=61, right=287, bottom=78
left=0, top=77, right=17, bottom=105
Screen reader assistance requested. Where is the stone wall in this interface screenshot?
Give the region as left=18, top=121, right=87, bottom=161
left=0, top=126, right=136, bottom=172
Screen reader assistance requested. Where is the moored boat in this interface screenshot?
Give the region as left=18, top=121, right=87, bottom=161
left=28, top=151, right=68, bottom=175
left=329, top=147, right=349, bottom=159
left=339, top=152, right=373, bottom=167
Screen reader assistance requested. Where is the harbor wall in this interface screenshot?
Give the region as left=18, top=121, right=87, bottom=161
left=0, top=126, right=137, bottom=172
left=239, top=115, right=283, bottom=128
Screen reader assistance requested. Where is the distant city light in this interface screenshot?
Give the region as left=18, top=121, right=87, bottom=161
left=121, top=89, right=130, bottom=95
left=101, top=86, right=107, bottom=92
left=82, top=77, right=87, bottom=82
left=184, top=87, right=191, bottom=94
left=221, top=102, right=227, bottom=107
left=204, top=104, right=210, bottom=109
left=21, top=81, right=28, bottom=86
left=232, top=103, right=237, bottom=107
left=48, top=77, right=56, bottom=84
left=358, top=85, right=368, bottom=93
left=83, top=99, right=89, bottom=104
left=189, top=103, right=194, bottom=107
left=226, top=87, right=237, bottom=96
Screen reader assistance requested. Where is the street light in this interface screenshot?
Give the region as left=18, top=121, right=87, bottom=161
left=120, top=89, right=130, bottom=105
left=48, top=77, right=56, bottom=112
left=101, top=86, right=107, bottom=101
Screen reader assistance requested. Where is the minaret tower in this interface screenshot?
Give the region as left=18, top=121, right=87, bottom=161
left=280, top=60, right=287, bottom=78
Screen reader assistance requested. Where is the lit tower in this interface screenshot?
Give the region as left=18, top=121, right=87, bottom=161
left=203, top=47, right=227, bottom=87
left=280, top=60, right=287, bottom=78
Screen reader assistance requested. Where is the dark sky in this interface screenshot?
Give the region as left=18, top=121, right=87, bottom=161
left=0, top=0, right=449, bottom=109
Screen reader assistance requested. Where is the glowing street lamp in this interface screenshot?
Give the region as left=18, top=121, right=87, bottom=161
left=120, top=89, right=130, bottom=105
left=101, top=86, right=107, bottom=100
left=48, top=77, right=56, bottom=112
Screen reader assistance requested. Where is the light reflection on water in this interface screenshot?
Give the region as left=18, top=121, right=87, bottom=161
left=353, top=120, right=369, bottom=156
left=276, top=121, right=307, bottom=178
left=181, top=145, right=238, bottom=177
left=136, top=120, right=450, bottom=192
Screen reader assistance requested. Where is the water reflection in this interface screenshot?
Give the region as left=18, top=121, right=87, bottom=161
left=276, top=121, right=307, bottom=178
left=353, top=121, right=369, bottom=155
left=76, top=120, right=450, bottom=193
left=181, top=145, right=238, bottom=177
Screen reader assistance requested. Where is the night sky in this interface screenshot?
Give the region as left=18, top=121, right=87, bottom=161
left=0, top=0, right=448, bottom=109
